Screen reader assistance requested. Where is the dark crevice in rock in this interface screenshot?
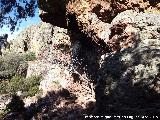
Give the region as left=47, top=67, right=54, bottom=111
left=148, top=0, right=159, bottom=7
left=40, top=12, right=67, bottom=28
left=67, top=13, right=109, bottom=81
left=24, top=41, right=28, bottom=52
left=91, top=4, right=112, bottom=23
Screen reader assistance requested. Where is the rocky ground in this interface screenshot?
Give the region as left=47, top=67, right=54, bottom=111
left=0, top=0, right=160, bottom=120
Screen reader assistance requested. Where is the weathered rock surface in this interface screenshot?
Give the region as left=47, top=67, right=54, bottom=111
left=37, top=0, right=159, bottom=48
left=16, top=0, right=160, bottom=117
left=96, top=10, right=160, bottom=115
left=10, top=22, right=70, bottom=56
left=2, top=0, right=160, bottom=119
left=8, top=22, right=95, bottom=119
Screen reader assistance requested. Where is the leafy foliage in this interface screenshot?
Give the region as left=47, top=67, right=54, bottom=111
left=24, top=52, right=36, bottom=61
left=0, top=0, right=37, bottom=32
left=0, top=75, right=42, bottom=97
left=0, top=52, right=36, bottom=79
left=0, top=53, right=27, bottom=79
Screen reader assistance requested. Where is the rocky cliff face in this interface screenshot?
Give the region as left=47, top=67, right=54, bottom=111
left=10, top=22, right=69, bottom=56
left=96, top=10, right=160, bottom=115
left=2, top=0, right=160, bottom=119
left=4, top=21, right=95, bottom=119
left=37, top=0, right=160, bottom=116
left=39, top=0, right=159, bottom=48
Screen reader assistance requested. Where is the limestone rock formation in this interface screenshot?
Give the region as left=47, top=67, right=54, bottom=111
left=35, top=0, right=160, bottom=116
left=9, top=21, right=95, bottom=113
left=96, top=10, right=160, bottom=115
left=66, top=0, right=159, bottom=47
left=1, top=0, right=160, bottom=119
left=10, top=21, right=71, bottom=94
left=10, top=22, right=70, bottom=57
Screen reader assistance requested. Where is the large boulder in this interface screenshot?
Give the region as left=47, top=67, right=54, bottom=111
left=66, top=0, right=159, bottom=47
left=37, top=0, right=160, bottom=61
left=36, top=2, right=160, bottom=115
left=95, top=10, right=160, bottom=115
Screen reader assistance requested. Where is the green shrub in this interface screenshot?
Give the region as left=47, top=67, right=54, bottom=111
left=23, top=52, right=36, bottom=61
left=0, top=52, right=36, bottom=80
left=0, top=75, right=42, bottom=98
left=0, top=81, right=8, bottom=94
left=0, top=109, right=9, bottom=119
left=0, top=53, right=28, bottom=79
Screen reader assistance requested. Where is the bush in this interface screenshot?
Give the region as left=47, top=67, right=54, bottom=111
left=0, top=75, right=42, bottom=98
left=0, top=109, right=9, bottom=119
left=0, top=52, right=36, bottom=80
left=23, top=52, right=36, bottom=61
left=0, top=53, right=28, bottom=79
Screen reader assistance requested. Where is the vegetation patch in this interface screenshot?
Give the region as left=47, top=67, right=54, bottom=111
left=0, top=52, right=36, bottom=80
left=23, top=52, right=36, bottom=61
left=0, top=75, right=42, bottom=98
left=0, top=109, right=9, bottom=119
left=0, top=53, right=25, bottom=79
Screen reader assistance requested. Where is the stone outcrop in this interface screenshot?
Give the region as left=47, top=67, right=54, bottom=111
left=9, top=21, right=95, bottom=113
left=96, top=10, right=160, bottom=115
left=38, top=1, right=106, bottom=80
left=1, top=0, right=160, bottom=119
left=39, top=0, right=160, bottom=49
left=10, top=22, right=70, bottom=57
left=30, top=0, right=160, bottom=117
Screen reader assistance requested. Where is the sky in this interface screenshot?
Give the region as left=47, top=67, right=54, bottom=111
left=0, top=6, right=41, bottom=41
